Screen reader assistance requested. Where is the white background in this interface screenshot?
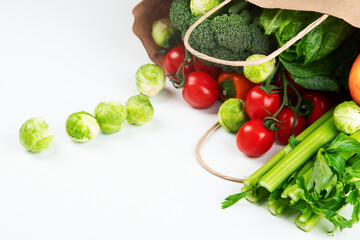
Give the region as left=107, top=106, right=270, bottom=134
left=0, top=0, right=359, bottom=239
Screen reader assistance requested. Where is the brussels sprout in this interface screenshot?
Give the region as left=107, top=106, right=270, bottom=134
left=190, top=0, right=222, bottom=16
left=94, top=101, right=127, bottom=134
left=66, top=112, right=100, bottom=142
left=333, top=101, right=360, bottom=134
left=125, top=95, right=154, bottom=125
left=152, top=18, right=176, bottom=48
left=244, top=54, right=276, bottom=83
left=136, top=64, right=166, bottom=97
left=19, top=117, right=54, bottom=153
left=218, top=98, right=248, bottom=132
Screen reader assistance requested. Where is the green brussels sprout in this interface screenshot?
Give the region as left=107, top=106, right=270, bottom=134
left=136, top=64, right=166, bottom=97
left=152, top=18, right=176, bottom=48
left=333, top=101, right=360, bottom=134
left=66, top=112, right=100, bottom=142
left=94, top=101, right=127, bottom=134
left=244, top=54, right=276, bottom=84
left=190, top=0, right=222, bottom=16
left=218, top=98, right=248, bottom=133
left=19, top=117, right=54, bottom=153
left=125, top=95, right=154, bottom=125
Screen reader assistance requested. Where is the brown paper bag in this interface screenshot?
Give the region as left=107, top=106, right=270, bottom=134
left=132, top=0, right=360, bottom=67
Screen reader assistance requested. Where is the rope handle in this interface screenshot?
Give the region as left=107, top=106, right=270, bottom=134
left=195, top=121, right=244, bottom=183
left=183, top=0, right=329, bottom=67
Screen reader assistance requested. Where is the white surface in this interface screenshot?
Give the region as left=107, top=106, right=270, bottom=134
left=0, top=1, right=358, bottom=239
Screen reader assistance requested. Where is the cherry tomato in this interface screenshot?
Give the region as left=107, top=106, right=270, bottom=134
left=275, top=70, right=304, bottom=96
left=276, top=107, right=306, bottom=145
left=218, top=72, right=257, bottom=102
left=236, top=119, right=275, bottom=157
left=349, top=54, right=360, bottom=105
left=301, top=90, right=332, bottom=125
left=245, top=85, right=280, bottom=119
left=182, top=71, right=219, bottom=109
left=163, top=45, right=194, bottom=84
left=193, top=58, right=222, bottom=79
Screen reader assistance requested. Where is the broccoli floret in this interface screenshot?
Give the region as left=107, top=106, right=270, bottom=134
left=188, top=17, right=217, bottom=50
left=169, top=0, right=192, bottom=33
left=248, top=24, right=274, bottom=55
left=200, top=47, right=251, bottom=74
left=211, top=14, right=252, bottom=53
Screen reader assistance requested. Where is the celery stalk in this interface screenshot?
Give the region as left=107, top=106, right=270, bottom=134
left=259, top=118, right=339, bottom=192
left=243, top=109, right=333, bottom=188
left=295, top=213, right=322, bottom=232
left=267, top=199, right=289, bottom=216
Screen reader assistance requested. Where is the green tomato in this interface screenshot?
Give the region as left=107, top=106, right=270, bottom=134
left=333, top=101, right=360, bottom=134
left=136, top=64, right=166, bottom=97
left=190, top=0, right=222, bottom=16
left=94, top=101, right=127, bottom=134
left=125, top=95, right=154, bottom=125
left=66, top=112, right=100, bottom=142
left=244, top=54, right=276, bottom=84
left=152, top=18, right=175, bottom=48
left=19, top=117, right=54, bottom=153
left=218, top=98, right=248, bottom=133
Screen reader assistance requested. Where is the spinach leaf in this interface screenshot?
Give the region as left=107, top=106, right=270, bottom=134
left=293, top=75, right=341, bottom=92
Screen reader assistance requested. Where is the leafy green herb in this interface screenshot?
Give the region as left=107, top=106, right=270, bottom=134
left=222, top=190, right=250, bottom=209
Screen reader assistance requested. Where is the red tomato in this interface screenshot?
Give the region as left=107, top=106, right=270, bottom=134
left=349, top=54, right=360, bottom=105
left=275, top=70, right=304, bottom=96
left=245, top=85, right=280, bottom=119
left=193, top=58, right=222, bottom=79
left=276, top=107, right=306, bottom=145
left=163, top=45, right=194, bottom=83
left=182, top=71, right=219, bottom=109
left=301, top=90, right=332, bottom=125
left=236, top=119, right=275, bottom=157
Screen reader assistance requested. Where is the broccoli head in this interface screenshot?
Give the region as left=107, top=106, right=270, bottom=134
left=188, top=17, right=217, bottom=50
left=169, top=0, right=192, bottom=33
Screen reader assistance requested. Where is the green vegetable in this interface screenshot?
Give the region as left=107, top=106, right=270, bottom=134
left=66, top=112, right=100, bottom=143
left=94, top=101, right=127, bottom=134
left=190, top=0, right=222, bottom=16
left=125, top=95, right=154, bottom=125
left=152, top=18, right=176, bottom=49
left=222, top=103, right=360, bottom=234
left=218, top=98, right=248, bottom=133
left=260, top=9, right=353, bottom=64
left=243, top=54, right=276, bottom=83
left=19, top=117, right=54, bottom=153
left=170, top=0, right=274, bottom=74
left=334, top=101, right=360, bottom=134
left=293, top=75, right=341, bottom=92
left=136, top=64, right=166, bottom=97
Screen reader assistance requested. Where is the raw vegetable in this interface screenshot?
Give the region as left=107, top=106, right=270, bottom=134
left=66, top=112, right=100, bottom=143
left=94, top=101, right=127, bottom=134
left=125, top=95, right=154, bottom=125
left=301, top=90, right=332, bottom=125
left=163, top=45, right=194, bottom=84
left=349, top=54, right=360, bottom=105
left=151, top=18, right=177, bottom=49
left=276, top=107, right=306, bottom=145
left=190, top=0, right=222, bottom=16
left=333, top=101, right=360, bottom=134
left=182, top=71, right=218, bottom=108
left=222, top=102, right=360, bottom=234
left=218, top=72, right=255, bottom=101
left=275, top=70, right=304, bottom=96
left=245, top=85, right=280, bottom=119
left=243, top=54, right=276, bottom=83
left=136, top=64, right=166, bottom=97
left=236, top=119, right=275, bottom=157
left=170, top=0, right=274, bottom=74
left=19, top=117, right=54, bottom=153
left=193, top=58, right=221, bottom=79
left=218, top=98, right=248, bottom=133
